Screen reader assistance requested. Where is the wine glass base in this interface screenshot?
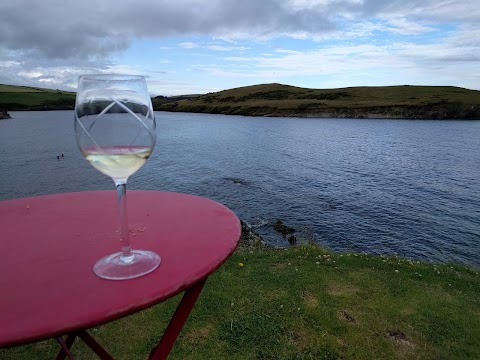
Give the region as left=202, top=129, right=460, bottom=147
left=93, top=250, right=161, bottom=280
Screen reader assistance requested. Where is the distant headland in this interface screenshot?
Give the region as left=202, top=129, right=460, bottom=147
left=153, top=83, right=480, bottom=120
left=1, top=83, right=480, bottom=120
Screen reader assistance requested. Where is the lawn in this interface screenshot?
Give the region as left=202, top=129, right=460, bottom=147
left=2, top=245, right=478, bottom=360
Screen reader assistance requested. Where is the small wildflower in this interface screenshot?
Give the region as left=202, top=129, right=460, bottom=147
left=238, top=262, right=244, bottom=268
left=395, top=270, right=399, bottom=273
left=316, top=261, right=320, bottom=265
left=280, top=305, right=284, bottom=309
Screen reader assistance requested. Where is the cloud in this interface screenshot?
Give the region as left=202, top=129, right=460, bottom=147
left=224, top=57, right=252, bottom=62
left=205, top=45, right=250, bottom=52
left=0, top=58, right=147, bottom=91
left=0, top=0, right=479, bottom=92
left=384, top=17, right=435, bottom=35
left=0, top=0, right=337, bottom=61
left=188, top=24, right=480, bottom=89
left=178, top=42, right=249, bottom=52
left=178, top=42, right=199, bottom=49
left=1, top=1, right=478, bottom=61
left=276, top=49, right=303, bottom=55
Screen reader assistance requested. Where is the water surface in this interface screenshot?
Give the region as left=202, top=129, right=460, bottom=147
left=1, top=111, right=479, bottom=266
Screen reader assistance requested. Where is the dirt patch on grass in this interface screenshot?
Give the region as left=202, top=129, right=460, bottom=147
left=264, top=288, right=288, bottom=300
left=327, top=283, right=359, bottom=297
left=34, top=340, right=53, bottom=350
left=271, top=262, right=288, bottom=270
left=184, top=325, right=213, bottom=342
left=287, top=327, right=309, bottom=350
left=303, top=291, right=319, bottom=308
left=338, top=310, right=356, bottom=324
left=387, top=329, right=415, bottom=348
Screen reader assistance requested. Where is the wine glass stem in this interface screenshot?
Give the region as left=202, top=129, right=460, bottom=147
left=116, top=182, right=133, bottom=262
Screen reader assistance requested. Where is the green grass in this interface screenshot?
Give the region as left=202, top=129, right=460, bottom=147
left=0, top=84, right=48, bottom=93
left=2, top=246, right=479, bottom=359
left=0, top=84, right=75, bottom=110
left=155, top=83, right=480, bottom=119
left=2, top=83, right=480, bottom=118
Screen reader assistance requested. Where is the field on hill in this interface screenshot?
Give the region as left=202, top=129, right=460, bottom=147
left=154, top=83, right=480, bottom=120
left=2, top=83, right=480, bottom=119
left=0, top=84, right=75, bottom=110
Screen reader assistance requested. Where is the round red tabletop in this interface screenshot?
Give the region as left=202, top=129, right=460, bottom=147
left=0, top=191, right=241, bottom=347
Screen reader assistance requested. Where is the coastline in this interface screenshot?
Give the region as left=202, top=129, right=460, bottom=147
left=152, top=84, right=480, bottom=120
left=2, top=83, right=480, bottom=120
left=154, top=105, right=480, bottom=120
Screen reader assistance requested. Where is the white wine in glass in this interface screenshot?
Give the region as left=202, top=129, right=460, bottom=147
left=75, top=74, right=160, bottom=280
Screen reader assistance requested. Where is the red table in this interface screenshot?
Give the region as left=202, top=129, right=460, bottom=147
left=0, top=191, right=241, bottom=359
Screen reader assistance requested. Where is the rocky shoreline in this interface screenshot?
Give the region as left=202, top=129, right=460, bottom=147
left=156, top=103, right=480, bottom=120
left=239, top=219, right=302, bottom=249
left=239, top=220, right=267, bottom=248
left=0, top=109, right=11, bottom=119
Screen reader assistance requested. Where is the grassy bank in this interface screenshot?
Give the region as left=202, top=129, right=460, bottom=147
left=154, top=83, right=480, bottom=119
left=2, top=246, right=479, bottom=360
left=0, top=84, right=75, bottom=111
left=2, top=83, right=480, bottom=119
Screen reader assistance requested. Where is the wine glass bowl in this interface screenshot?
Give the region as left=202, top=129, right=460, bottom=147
left=75, top=74, right=160, bottom=280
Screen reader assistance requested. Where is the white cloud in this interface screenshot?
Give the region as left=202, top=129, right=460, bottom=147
left=276, top=49, right=303, bottom=54
left=205, top=45, right=250, bottom=52
left=188, top=28, right=480, bottom=90
left=0, top=60, right=21, bottom=68
left=385, top=17, right=435, bottom=35
left=178, top=42, right=199, bottom=49
left=224, top=57, right=252, bottom=62
left=17, top=71, right=44, bottom=78
left=0, top=0, right=479, bottom=92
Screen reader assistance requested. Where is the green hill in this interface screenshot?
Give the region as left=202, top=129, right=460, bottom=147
left=0, top=84, right=75, bottom=111
left=154, top=83, right=480, bottom=120
left=2, top=83, right=480, bottom=119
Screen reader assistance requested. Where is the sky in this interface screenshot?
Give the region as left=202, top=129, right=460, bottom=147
left=0, top=0, right=479, bottom=96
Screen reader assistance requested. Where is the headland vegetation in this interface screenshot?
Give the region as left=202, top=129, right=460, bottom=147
left=2, top=83, right=480, bottom=119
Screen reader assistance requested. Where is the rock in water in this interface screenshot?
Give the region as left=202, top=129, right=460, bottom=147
left=273, top=219, right=296, bottom=236
left=240, top=220, right=266, bottom=248
left=0, top=109, right=11, bottom=120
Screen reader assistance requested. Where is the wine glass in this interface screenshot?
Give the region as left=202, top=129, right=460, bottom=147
left=74, top=74, right=160, bottom=280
